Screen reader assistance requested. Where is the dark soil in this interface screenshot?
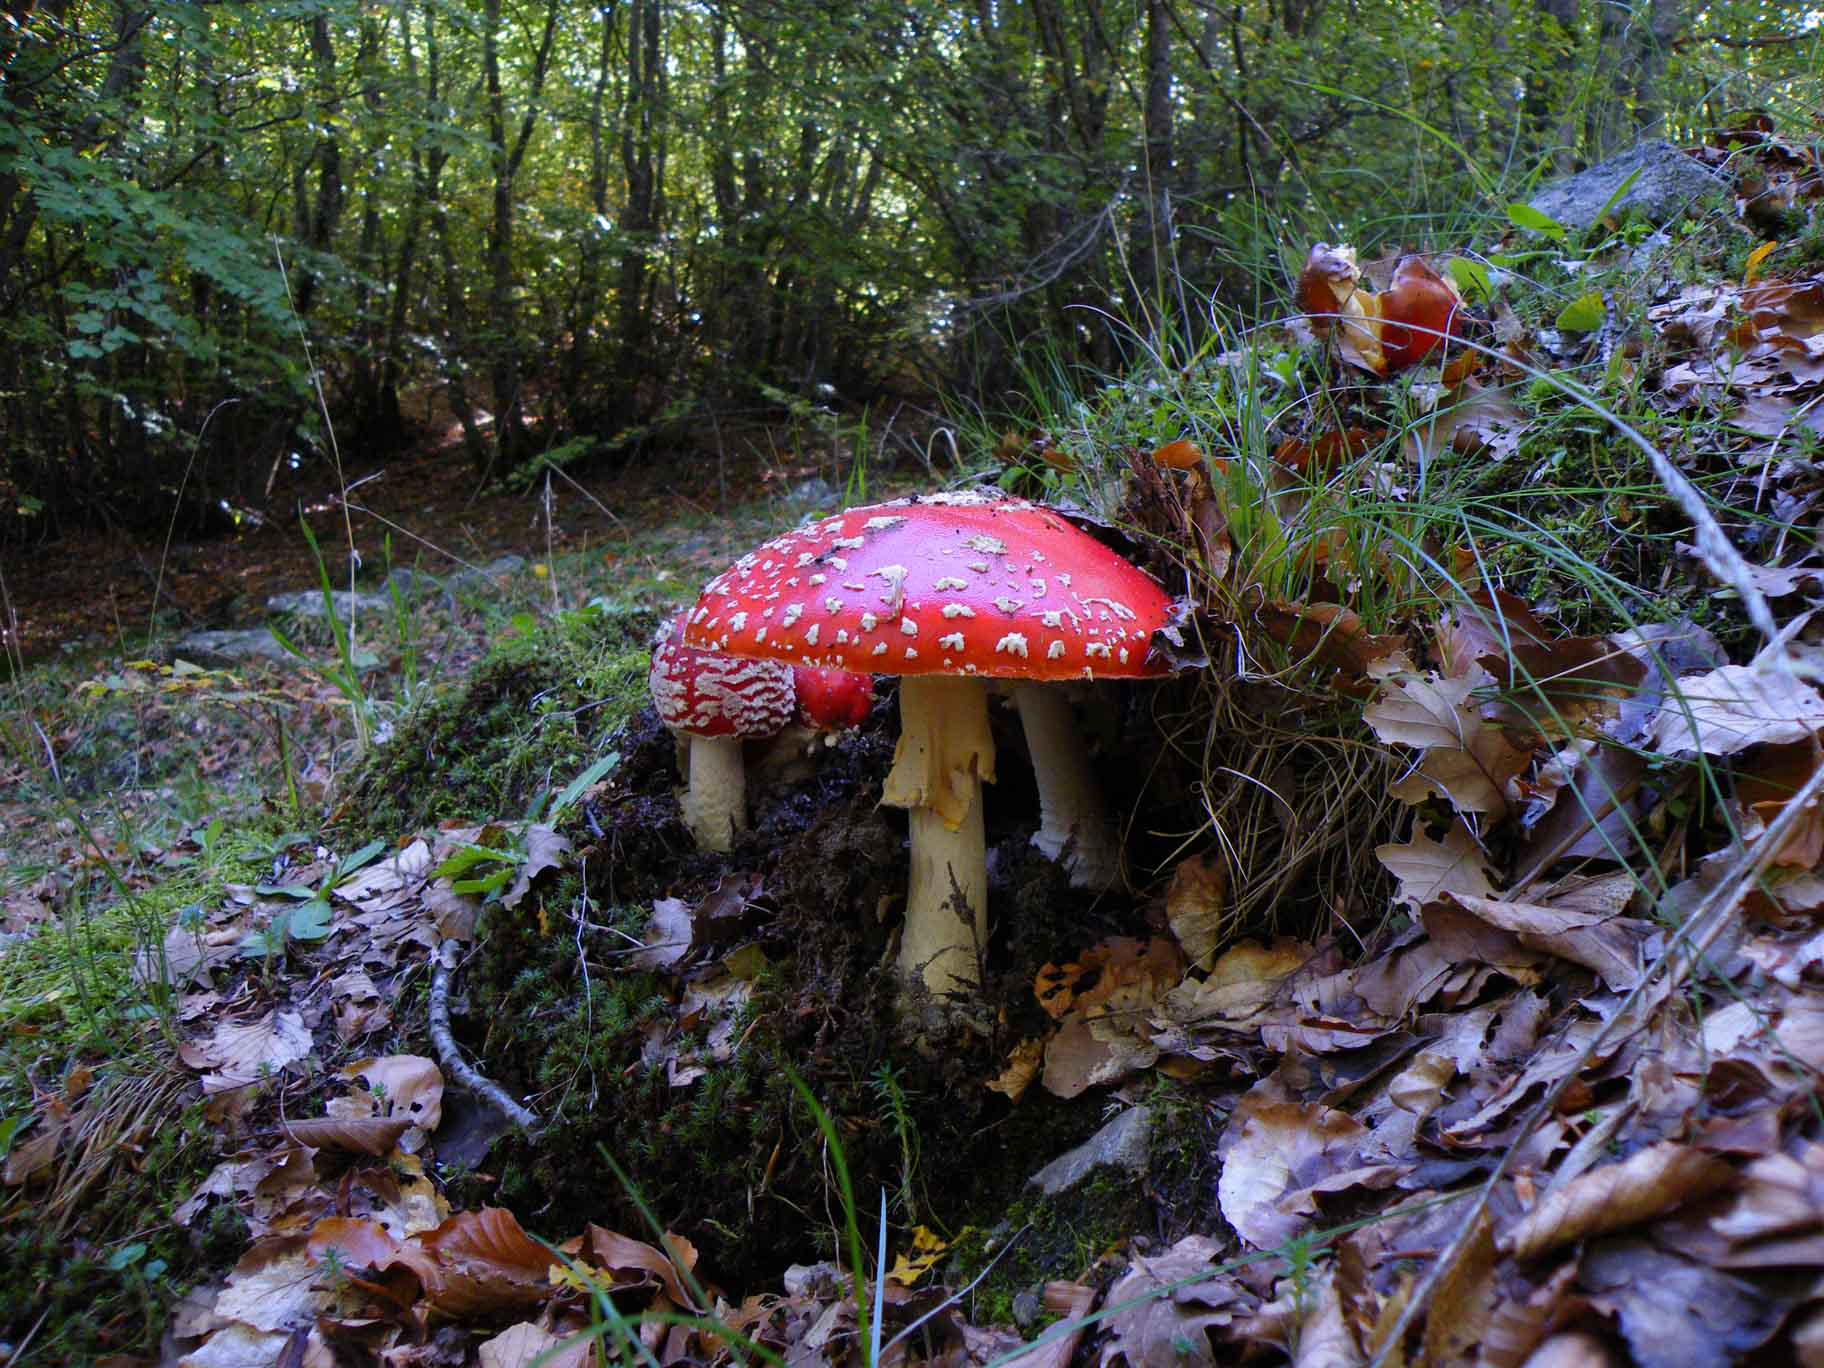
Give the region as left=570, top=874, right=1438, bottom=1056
left=446, top=675, right=1224, bottom=1293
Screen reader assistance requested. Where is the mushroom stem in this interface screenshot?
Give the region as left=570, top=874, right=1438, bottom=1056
left=882, top=674, right=995, bottom=994
left=683, top=735, right=747, bottom=853
left=1013, top=683, right=1121, bottom=891
left=902, top=801, right=985, bottom=994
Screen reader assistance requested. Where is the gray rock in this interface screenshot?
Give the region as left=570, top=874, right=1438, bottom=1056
left=1011, top=1288, right=1045, bottom=1330
left=172, top=628, right=381, bottom=673
left=447, top=554, right=527, bottom=592
left=785, top=477, right=839, bottom=510
left=1028, top=1105, right=1153, bottom=1196
left=265, top=589, right=391, bottom=619
left=1527, top=140, right=1721, bottom=232
left=171, top=629, right=297, bottom=667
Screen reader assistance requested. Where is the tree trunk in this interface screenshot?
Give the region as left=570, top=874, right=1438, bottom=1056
left=616, top=0, right=664, bottom=420
left=1132, top=0, right=1174, bottom=334
left=479, top=0, right=561, bottom=472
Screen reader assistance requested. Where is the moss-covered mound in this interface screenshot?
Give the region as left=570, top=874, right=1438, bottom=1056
left=446, top=677, right=1267, bottom=1293
left=336, top=599, right=660, bottom=842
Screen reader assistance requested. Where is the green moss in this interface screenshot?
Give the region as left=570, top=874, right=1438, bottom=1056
left=949, top=1172, right=1145, bottom=1329
left=948, top=1087, right=1216, bottom=1331
left=0, top=1091, right=223, bottom=1362
left=335, top=599, right=659, bottom=843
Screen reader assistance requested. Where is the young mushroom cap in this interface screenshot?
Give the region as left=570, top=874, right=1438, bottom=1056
left=793, top=665, right=874, bottom=733
left=649, top=612, right=796, bottom=852
left=684, top=491, right=1182, bottom=994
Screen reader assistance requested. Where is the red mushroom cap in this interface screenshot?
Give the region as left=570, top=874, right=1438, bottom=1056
left=683, top=492, right=1177, bottom=680
left=649, top=612, right=795, bottom=739
left=1378, top=255, right=1463, bottom=372
left=793, top=665, right=873, bottom=731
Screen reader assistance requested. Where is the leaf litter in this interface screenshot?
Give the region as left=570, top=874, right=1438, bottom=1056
left=18, top=119, right=1824, bottom=1368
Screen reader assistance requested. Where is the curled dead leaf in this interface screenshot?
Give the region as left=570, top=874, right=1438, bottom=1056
left=1165, top=854, right=1230, bottom=970
left=1377, top=819, right=1498, bottom=912
left=1503, top=1141, right=1734, bottom=1261
left=1151, top=438, right=1204, bottom=470
left=986, top=1038, right=1044, bottom=1102
left=283, top=1117, right=412, bottom=1157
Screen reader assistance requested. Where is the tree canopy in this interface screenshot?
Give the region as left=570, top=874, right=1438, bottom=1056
left=0, top=0, right=1814, bottom=530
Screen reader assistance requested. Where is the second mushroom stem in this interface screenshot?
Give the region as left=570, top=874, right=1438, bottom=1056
left=1012, top=682, right=1120, bottom=891
left=685, top=734, right=747, bottom=854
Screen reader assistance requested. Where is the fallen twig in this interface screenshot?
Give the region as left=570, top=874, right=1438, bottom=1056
left=427, top=944, right=540, bottom=1134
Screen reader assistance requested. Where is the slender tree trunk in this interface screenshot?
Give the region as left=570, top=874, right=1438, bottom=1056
left=561, top=0, right=618, bottom=423
left=479, top=0, right=560, bottom=471
left=1133, top=0, right=1174, bottom=334
left=1523, top=0, right=1580, bottom=171
left=617, top=0, right=663, bottom=419
left=291, top=13, right=343, bottom=316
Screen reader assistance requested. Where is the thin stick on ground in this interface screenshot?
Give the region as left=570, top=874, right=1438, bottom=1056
left=428, top=945, right=540, bottom=1134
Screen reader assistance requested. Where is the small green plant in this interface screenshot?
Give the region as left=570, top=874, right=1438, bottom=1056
left=380, top=536, right=429, bottom=709
left=868, top=1062, right=921, bottom=1224
left=239, top=837, right=387, bottom=962
left=431, top=833, right=526, bottom=904
left=268, top=517, right=379, bottom=751
left=104, top=1240, right=169, bottom=1296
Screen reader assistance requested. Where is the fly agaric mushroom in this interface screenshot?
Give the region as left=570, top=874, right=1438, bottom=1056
left=649, top=612, right=795, bottom=852
left=683, top=492, right=1182, bottom=995
left=1377, top=255, right=1463, bottom=372
left=793, top=665, right=874, bottom=734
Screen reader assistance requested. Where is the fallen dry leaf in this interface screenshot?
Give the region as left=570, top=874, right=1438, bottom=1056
left=886, top=1225, right=948, bottom=1286
left=1437, top=891, right=1654, bottom=991
left=1216, top=1089, right=1381, bottom=1251
left=503, top=825, right=571, bottom=910
left=1097, top=1234, right=1250, bottom=1368
left=986, top=1038, right=1044, bottom=1102
left=1504, top=1141, right=1734, bottom=1260
left=1578, top=1237, right=1795, bottom=1367
left=1405, top=378, right=1528, bottom=467
left=283, top=1116, right=412, bottom=1156
left=339, top=1055, right=444, bottom=1131
left=210, top=1237, right=333, bottom=1334
left=1366, top=664, right=1534, bottom=816
left=1651, top=663, right=1824, bottom=756
left=1165, top=854, right=1230, bottom=969
left=1377, top=819, right=1498, bottom=911
left=1737, top=733, right=1824, bottom=868
left=579, top=1225, right=704, bottom=1310
left=179, top=1010, right=313, bottom=1093
left=477, top=1322, right=595, bottom=1368
left=405, top=1207, right=556, bottom=1318
left=631, top=897, right=693, bottom=973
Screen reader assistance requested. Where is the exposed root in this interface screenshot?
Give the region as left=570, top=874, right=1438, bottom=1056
left=429, top=944, right=540, bottom=1134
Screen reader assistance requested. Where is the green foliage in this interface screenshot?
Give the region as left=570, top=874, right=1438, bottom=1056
left=238, top=837, right=387, bottom=962
left=2, top=0, right=1814, bottom=526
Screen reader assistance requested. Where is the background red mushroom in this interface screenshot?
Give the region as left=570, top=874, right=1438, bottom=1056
left=648, top=612, right=795, bottom=852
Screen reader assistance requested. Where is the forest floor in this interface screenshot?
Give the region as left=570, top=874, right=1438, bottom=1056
left=6, top=125, right=1824, bottom=1368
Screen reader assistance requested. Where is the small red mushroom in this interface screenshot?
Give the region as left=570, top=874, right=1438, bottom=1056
left=1377, top=255, right=1462, bottom=372
left=649, top=612, right=795, bottom=852
left=683, top=492, right=1185, bottom=995
left=793, top=665, right=873, bottom=733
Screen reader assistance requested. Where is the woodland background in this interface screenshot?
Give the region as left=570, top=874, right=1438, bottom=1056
left=0, top=0, right=1814, bottom=537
